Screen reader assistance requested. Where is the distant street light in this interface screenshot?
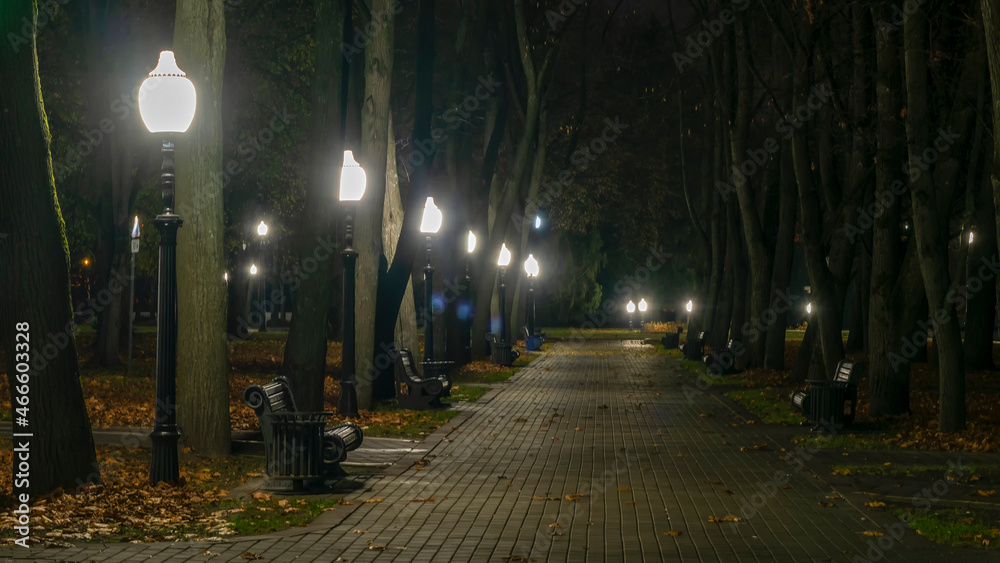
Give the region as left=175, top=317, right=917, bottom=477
left=128, top=216, right=140, bottom=376
left=626, top=300, right=636, bottom=331
left=139, top=50, right=196, bottom=485
left=968, top=230, right=975, bottom=298
left=685, top=300, right=693, bottom=330
left=524, top=254, right=540, bottom=349
left=256, top=220, right=269, bottom=332
left=419, top=197, right=443, bottom=364
left=534, top=216, right=542, bottom=230
left=464, top=231, right=477, bottom=362
left=806, top=302, right=813, bottom=315
left=250, top=263, right=258, bottom=276
left=338, top=150, right=366, bottom=417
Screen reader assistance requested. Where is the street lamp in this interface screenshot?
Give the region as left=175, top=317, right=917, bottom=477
left=968, top=230, right=975, bottom=299
left=638, top=298, right=647, bottom=332
left=806, top=302, right=813, bottom=315
left=419, top=197, right=443, bottom=364
left=626, top=300, right=636, bottom=331
left=127, top=216, right=140, bottom=375
left=685, top=299, right=693, bottom=331
left=464, top=231, right=477, bottom=362
left=534, top=216, right=542, bottom=230
left=139, top=50, right=196, bottom=485
left=339, top=149, right=366, bottom=417
left=524, top=254, right=540, bottom=350
left=495, top=243, right=513, bottom=362
left=250, top=263, right=258, bottom=276
left=256, top=220, right=269, bottom=332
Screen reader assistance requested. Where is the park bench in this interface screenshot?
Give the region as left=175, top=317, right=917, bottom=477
left=487, top=332, right=520, bottom=366
left=522, top=326, right=545, bottom=351
left=393, top=348, right=451, bottom=409
left=660, top=327, right=683, bottom=349
left=683, top=331, right=706, bottom=360
left=704, top=339, right=742, bottom=375
left=243, top=376, right=363, bottom=491
left=789, top=359, right=865, bottom=430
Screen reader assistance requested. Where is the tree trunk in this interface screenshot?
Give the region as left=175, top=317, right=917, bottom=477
left=283, top=0, right=347, bottom=411
left=764, top=142, right=797, bottom=369
left=355, top=0, right=395, bottom=410
left=0, top=0, right=100, bottom=495
left=174, top=0, right=230, bottom=455
left=985, top=0, right=1000, bottom=357
left=868, top=0, right=908, bottom=415
left=729, top=18, right=772, bottom=367
left=372, top=0, right=432, bottom=374
left=903, top=5, right=965, bottom=432
left=381, top=114, right=420, bottom=379
left=790, top=32, right=844, bottom=378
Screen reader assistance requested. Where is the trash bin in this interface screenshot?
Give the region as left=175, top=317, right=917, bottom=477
left=805, top=379, right=846, bottom=430
left=661, top=332, right=680, bottom=349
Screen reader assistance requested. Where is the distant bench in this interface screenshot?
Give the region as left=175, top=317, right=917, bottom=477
left=393, top=348, right=451, bottom=409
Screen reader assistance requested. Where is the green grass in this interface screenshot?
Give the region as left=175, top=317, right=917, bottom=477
left=449, top=385, right=489, bottom=403
left=792, top=433, right=900, bottom=451
left=365, top=404, right=459, bottom=439
left=540, top=327, right=660, bottom=340
left=830, top=463, right=989, bottom=480
left=222, top=497, right=340, bottom=536
left=454, top=366, right=518, bottom=383
left=893, top=508, right=1000, bottom=549
left=724, top=388, right=806, bottom=425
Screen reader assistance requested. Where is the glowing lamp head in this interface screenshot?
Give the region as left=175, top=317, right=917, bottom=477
left=131, top=216, right=140, bottom=239
left=626, top=301, right=636, bottom=314
left=224, top=272, right=229, bottom=282
left=138, top=51, right=197, bottom=134
left=257, top=220, right=268, bottom=237
left=467, top=231, right=477, bottom=253
left=250, top=264, right=258, bottom=276
left=638, top=299, right=647, bottom=312
left=686, top=300, right=693, bottom=313
left=339, top=150, right=367, bottom=201
left=534, top=216, right=541, bottom=229
left=806, top=303, right=813, bottom=314
left=419, top=197, right=443, bottom=234
left=524, top=254, right=539, bottom=278
left=497, top=243, right=512, bottom=267
left=970, top=231, right=975, bottom=244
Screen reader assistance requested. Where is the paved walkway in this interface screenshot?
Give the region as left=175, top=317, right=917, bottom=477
left=2, top=340, right=968, bottom=561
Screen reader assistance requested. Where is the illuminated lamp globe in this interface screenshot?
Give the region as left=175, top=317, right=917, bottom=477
left=339, top=150, right=366, bottom=201
left=138, top=51, right=196, bottom=134
left=419, top=197, right=443, bottom=234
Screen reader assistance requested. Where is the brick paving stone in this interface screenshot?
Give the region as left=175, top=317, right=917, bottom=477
left=0, top=340, right=981, bottom=561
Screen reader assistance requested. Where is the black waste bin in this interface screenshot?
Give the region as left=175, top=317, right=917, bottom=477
left=805, top=379, right=847, bottom=430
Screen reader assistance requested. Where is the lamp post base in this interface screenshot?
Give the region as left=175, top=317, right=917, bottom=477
left=338, top=381, right=358, bottom=418
left=149, top=426, right=180, bottom=484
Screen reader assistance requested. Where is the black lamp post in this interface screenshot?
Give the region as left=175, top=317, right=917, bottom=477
left=523, top=254, right=539, bottom=350
left=256, top=220, right=269, bottom=332
left=339, top=150, right=366, bottom=417
left=127, top=216, right=140, bottom=375
left=464, top=231, right=476, bottom=363
left=419, top=198, right=444, bottom=363
left=139, top=50, right=196, bottom=485
left=497, top=243, right=512, bottom=345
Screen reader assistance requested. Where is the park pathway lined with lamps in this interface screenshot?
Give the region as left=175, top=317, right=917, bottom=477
left=4, top=340, right=964, bottom=562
